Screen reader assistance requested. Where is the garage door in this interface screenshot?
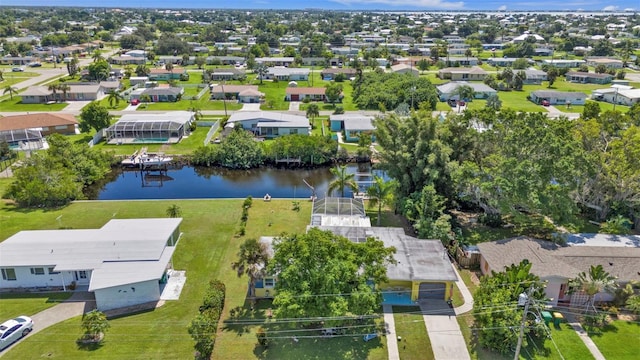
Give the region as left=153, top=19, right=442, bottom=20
left=419, top=282, right=446, bottom=300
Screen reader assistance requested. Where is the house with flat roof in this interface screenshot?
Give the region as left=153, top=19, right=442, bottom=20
left=565, top=71, right=614, bottom=85
left=586, top=58, right=623, bottom=69
left=541, top=59, right=585, bottom=68
left=255, top=57, right=295, bottom=67
left=592, top=86, right=640, bottom=106
left=320, top=68, right=357, bottom=80
left=530, top=90, right=587, bottom=105
left=148, top=67, right=187, bottom=81
left=20, top=84, right=104, bottom=103
left=210, top=67, right=246, bottom=81
left=477, top=235, right=640, bottom=306
left=436, top=81, right=497, bottom=101
left=227, top=111, right=310, bottom=138
left=390, top=63, right=419, bottom=76
left=330, top=114, right=375, bottom=142
left=266, top=67, right=310, bottom=81
left=0, top=218, right=183, bottom=311
left=252, top=198, right=458, bottom=304
left=438, top=66, right=488, bottom=81
left=129, top=86, right=184, bottom=103
left=523, top=69, right=548, bottom=84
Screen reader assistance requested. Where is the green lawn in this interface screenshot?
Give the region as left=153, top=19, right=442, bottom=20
left=589, top=320, right=640, bottom=360
left=0, top=199, right=316, bottom=359
left=257, top=80, right=289, bottom=110
left=393, top=306, right=434, bottom=360
left=0, top=71, right=40, bottom=88
left=97, top=96, right=128, bottom=111
left=0, top=96, right=69, bottom=111
left=0, top=292, right=72, bottom=320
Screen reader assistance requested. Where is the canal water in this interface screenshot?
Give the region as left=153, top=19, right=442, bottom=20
left=96, top=163, right=386, bottom=200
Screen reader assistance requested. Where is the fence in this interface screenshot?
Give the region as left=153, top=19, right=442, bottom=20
left=203, top=120, right=221, bottom=145
left=180, top=84, right=209, bottom=101
left=88, top=130, right=104, bottom=147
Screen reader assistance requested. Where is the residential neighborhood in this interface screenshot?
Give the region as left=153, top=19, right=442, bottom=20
left=0, top=5, right=639, bottom=360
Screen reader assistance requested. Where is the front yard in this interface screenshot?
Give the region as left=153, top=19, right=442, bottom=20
left=588, top=320, right=639, bottom=359
left=0, top=292, right=72, bottom=320
left=0, top=96, right=69, bottom=111
left=393, top=306, right=434, bottom=360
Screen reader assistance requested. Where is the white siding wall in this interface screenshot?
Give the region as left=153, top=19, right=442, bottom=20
left=0, top=266, right=77, bottom=289
left=544, top=279, right=564, bottom=306
left=94, top=280, right=160, bottom=311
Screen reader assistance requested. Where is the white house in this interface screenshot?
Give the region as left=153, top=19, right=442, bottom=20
left=0, top=218, right=183, bottom=311
left=592, top=86, right=640, bottom=106
left=265, top=67, right=310, bottom=81
left=436, top=81, right=497, bottom=101
left=227, top=111, right=310, bottom=138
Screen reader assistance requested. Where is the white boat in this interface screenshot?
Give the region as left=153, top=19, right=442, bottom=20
left=138, top=153, right=173, bottom=167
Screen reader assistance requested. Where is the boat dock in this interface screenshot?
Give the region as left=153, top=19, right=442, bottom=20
left=121, top=147, right=173, bottom=170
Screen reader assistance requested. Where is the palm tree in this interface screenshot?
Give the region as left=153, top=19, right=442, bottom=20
left=47, top=83, right=59, bottom=101
left=306, top=103, right=319, bottom=122
left=231, top=238, right=270, bottom=299
left=166, top=204, right=182, bottom=218
left=135, top=64, right=149, bottom=77
left=165, top=62, right=174, bottom=77
left=57, top=83, right=70, bottom=102
left=80, top=310, right=110, bottom=342
left=366, top=176, right=396, bottom=226
left=3, top=85, right=18, bottom=100
left=106, top=89, right=124, bottom=108
left=92, top=50, right=104, bottom=63
left=569, top=264, right=617, bottom=313
left=255, top=63, right=268, bottom=84
left=452, top=84, right=475, bottom=102
left=327, top=165, right=358, bottom=198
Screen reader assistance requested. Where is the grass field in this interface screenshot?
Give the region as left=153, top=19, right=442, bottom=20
left=0, top=199, right=315, bottom=359
left=589, top=320, right=640, bottom=360
left=393, top=306, right=434, bottom=360
left=141, top=95, right=242, bottom=111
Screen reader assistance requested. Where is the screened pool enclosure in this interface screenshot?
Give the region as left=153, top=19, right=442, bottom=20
left=105, top=112, right=194, bottom=144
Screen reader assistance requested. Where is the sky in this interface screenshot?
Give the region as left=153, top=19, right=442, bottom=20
left=2, top=0, right=638, bottom=12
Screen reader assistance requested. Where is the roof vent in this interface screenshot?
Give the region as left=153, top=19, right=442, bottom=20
left=609, top=262, right=613, bottom=266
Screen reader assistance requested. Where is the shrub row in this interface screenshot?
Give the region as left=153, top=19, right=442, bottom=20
left=188, top=280, right=226, bottom=360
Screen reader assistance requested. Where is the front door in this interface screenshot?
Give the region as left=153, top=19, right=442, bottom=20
left=74, top=270, right=89, bottom=285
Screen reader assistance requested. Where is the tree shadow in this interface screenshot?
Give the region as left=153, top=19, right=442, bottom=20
left=222, top=299, right=271, bottom=336
left=75, top=338, right=105, bottom=351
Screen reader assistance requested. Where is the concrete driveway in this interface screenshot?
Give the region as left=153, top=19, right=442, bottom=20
left=240, top=103, right=261, bottom=111
left=420, top=301, right=471, bottom=360
left=0, top=292, right=94, bottom=356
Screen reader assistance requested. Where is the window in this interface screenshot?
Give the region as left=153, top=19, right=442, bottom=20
left=30, top=267, right=45, bottom=275
left=48, top=267, right=60, bottom=275
left=78, top=271, right=87, bottom=279
left=290, top=128, right=298, bottom=135
left=1, top=268, right=17, bottom=281
left=264, top=278, right=275, bottom=288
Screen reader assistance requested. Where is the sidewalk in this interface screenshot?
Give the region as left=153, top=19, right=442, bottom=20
left=567, top=321, right=605, bottom=360
left=382, top=304, right=400, bottom=360
left=451, top=263, right=474, bottom=315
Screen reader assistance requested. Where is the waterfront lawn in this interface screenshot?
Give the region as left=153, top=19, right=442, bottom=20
left=393, top=306, right=434, bottom=360
left=0, top=96, right=68, bottom=111
left=92, top=125, right=210, bottom=156
left=0, top=199, right=313, bottom=360
left=0, top=292, right=72, bottom=320
left=589, top=320, right=639, bottom=360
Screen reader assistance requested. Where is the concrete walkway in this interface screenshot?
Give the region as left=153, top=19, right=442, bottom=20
left=568, top=321, right=606, bottom=360
left=451, top=263, right=474, bottom=315
left=421, top=302, right=471, bottom=360
left=382, top=304, right=400, bottom=360
left=0, top=292, right=94, bottom=356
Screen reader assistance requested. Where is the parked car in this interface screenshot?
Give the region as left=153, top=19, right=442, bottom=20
left=11, top=67, right=24, bottom=72
left=130, top=98, right=140, bottom=105
left=27, top=62, right=42, bottom=67
left=457, top=100, right=466, bottom=107
left=541, top=100, right=550, bottom=106
left=0, top=316, right=33, bottom=351
left=447, top=99, right=458, bottom=107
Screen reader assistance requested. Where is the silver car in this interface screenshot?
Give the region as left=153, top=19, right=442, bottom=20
left=0, top=316, right=33, bottom=351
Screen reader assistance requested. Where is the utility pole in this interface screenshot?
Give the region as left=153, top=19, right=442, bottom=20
left=514, top=286, right=535, bottom=360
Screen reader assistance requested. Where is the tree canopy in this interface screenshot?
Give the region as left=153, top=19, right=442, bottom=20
left=268, top=228, right=396, bottom=323
left=352, top=72, right=438, bottom=111
left=79, top=102, right=112, bottom=133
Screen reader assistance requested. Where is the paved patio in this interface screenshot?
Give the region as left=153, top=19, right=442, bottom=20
left=160, top=270, right=186, bottom=300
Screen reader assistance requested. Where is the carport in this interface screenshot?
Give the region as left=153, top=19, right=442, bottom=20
left=419, top=282, right=447, bottom=300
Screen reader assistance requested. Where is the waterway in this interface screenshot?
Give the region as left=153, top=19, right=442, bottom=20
left=96, top=163, right=386, bottom=200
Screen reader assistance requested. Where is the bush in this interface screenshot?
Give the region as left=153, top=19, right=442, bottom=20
left=478, top=213, right=503, bottom=227
left=333, top=106, right=345, bottom=114
left=256, top=327, right=268, bottom=347
left=243, top=196, right=253, bottom=208
left=189, top=279, right=226, bottom=359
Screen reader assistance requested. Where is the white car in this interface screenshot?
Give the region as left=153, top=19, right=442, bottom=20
left=0, top=316, right=33, bottom=351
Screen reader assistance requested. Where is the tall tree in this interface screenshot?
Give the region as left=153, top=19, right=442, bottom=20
left=57, top=83, right=70, bottom=101
left=473, top=260, right=546, bottom=355
left=569, top=265, right=617, bottom=313
left=325, top=82, right=343, bottom=105
left=451, top=84, right=475, bottom=102
left=255, top=63, right=268, bottom=84
left=47, top=83, right=59, bottom=101
left=79, top=101, right=112, bottom=133
left=366, top=176, right=396, bottom=226
left=268, top=228, right=396, bottom=322
left=231, top=238, right=270, bottom=299
left=327, top=165, right=358, bottom=197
